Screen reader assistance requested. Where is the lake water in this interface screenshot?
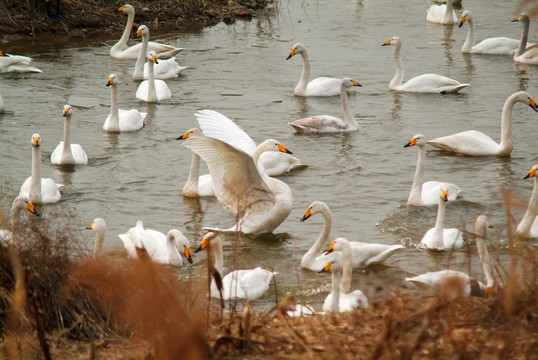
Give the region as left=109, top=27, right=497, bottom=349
left=1, top=0, right=537, bottom=311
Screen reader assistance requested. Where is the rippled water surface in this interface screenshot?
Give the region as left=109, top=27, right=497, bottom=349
left=1, top=0, right=537, bottom=310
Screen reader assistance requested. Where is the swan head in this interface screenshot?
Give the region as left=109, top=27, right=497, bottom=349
left=12, top=197, right=40, bottom=217
left=475, top=215, right=493, bottom=233
left=382, top=36, right=400, bottom=47
left=459, top=10, right=472, bottom=27
left=318, top=253, right=343, bottom=274
left=106, top=74, right=118, bottom=87
left=512, top=13, right=529, bottom=23
left=136, top=25, right=148, bottom=38
left=167, top=229, right=193, bottom=264
left=301, top=201, right=329, bottom=222
left=195, top=231, right=219, bottom=253
left=63, top=104, right=72, bottom=118
left=404, top=134, right=425, bottom=148
left=323, top=237, right=351, bottom=255
left=176, top=127, right=203, bottom=140
left=257, top=139, right=293, bottom=155
left=523, top=165, right=538, bottom=179
left=439, top=185, right=449, bottom=202
left=87, top=218, right=106, bottom=232
left=147, top=50, right=158, bottom=64
left=31, top=133, right=41, bottom=147
left=0, top=51, right=7, bottom=57
left=286, top=43, right=305, bottom=60
left=342, top=78, right=362, bottom=88
left=119, top=4, right=134, bottom=14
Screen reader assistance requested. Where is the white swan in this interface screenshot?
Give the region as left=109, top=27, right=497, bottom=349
left=0, top=51, right=42, bottom=73
left=118, top=220, right=193, bottom=267
left=426, top=0, right=458, bottom=25
left=420, top=185, right=464, bottom=250
left=86, top=218, right=107, bottom=257
left=132, top=25, right=186, bottom=81
left=51, top=105, right=88, bottom=165
left=404, top=134, right=461, bottom=206
left=136, top=51, right=172, bottom=102
left=408, top=215, right=495, bottom=296
left=178, top=128, right=293, bottom=234
left=0, top=197, right=40, bottom=245
left=319, top=239, right=368, bottom=313
left=382, top=37, right=469, bottom=93
left=459, top=10, right=524, bottom=55
left=110, top=4, right=184, bottom=60
left=512, top=13, right=538, bottom=65
left=196, top=231, right=277, bottom=300
left=427, top=91, right=538, bottom=156
left=288, top=78, right=361, bottom=133
left=300, top=201, right=404, bottom=271
left=516, top=165, right=538, bottom=239
left=286, top=43, right=343, bottom=97
left=104, top=74, right=146, bottom=132
left=19, top=134, right=62, bottom=205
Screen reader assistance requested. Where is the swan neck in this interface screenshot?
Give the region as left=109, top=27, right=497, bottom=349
left=409, top=145, right=426, bottom=204
left=432, top=199, right=447, bottom=247
left=330, top=269, right=342, bottom=313
left=515, top=16, right=530, bottom=58
left=210, top=237, right=224, bottom=276
left=10, top=199, right=24, bottom=228
left=30, top=145, right=41, bottom=203
left=62, top=115, right=73, bottom=158
left=499, top=94, right=517, bottom=152
left=109, top=84, right=120, bottom=130
left=302, top=204, right=332, bottom=266
left=184, top=152, right=201, bottom=194
left=341, top=83, right=358, bottom=129
left=444, top=0, right=454, bottom=23
left=147, top=60, right=158, bottom=102
left=462, top=16, right=476, bottom=53
left=133, top=33, right=149, bottom=80
left=518, top=176, right=538, bottom=236
left=474, top=226, right=495, bottom=288
left=115, top=10, right=134, bottom=51
left=166, top=234, right=182, bottom=266
left=390, top=42, right=404, bottom=89
left=296, top=50, right=311, bottom=94
left=93, top=228, right=105, bottom=257
left=339, top=242, right=353, bottom=294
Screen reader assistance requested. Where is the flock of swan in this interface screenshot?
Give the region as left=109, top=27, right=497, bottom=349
left=2, top=0, right=538, bottom=314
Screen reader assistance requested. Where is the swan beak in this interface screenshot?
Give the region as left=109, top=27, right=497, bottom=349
left=176, top=130, right=191, bottom=140
left=404, top=137, right=417, bottom=148
left=529, top=98, right=538, bottom=112
left=136, top=29, right=142, bottom=37
left=118, top=6, right=124, bottom=11
left=277, top=143, right=293, bottom=154
left=63, top=107, right=70, bottom=117
left=106, top=78, right=114, bottom=87
left=32, top=136, right=41, bottom=146
left=351, top=80, right=362, bottom=87
left=441, top=190, right=448, bottom=202
left=195, top=237, right=209, bottom=253
left=0, top=51, right=6, bottom=57
left=323, top=241, right=336, bottom=255
left=26, top=202, right=40, bottom=217
left=524, top=168, right=536, bottom=179
left=300, top=208, right=312, bottom=222
left=86, top=221, right=94, bottom=229
left=318, top=262, right=332, bottom=273
left=184, top=247, right=193, bottom=264
left=286, top=49, right=296, bottom=60
left=486, top=286, right=494, bottom=296
left=459, top=16, right=466, bottom=27
left=382, top=39, right=392, bottom=46
left=511, top=15, right=520, bottom=22
left=152, top=54, right=158, bottom=65
left=487, top=221, right=493, bottom=229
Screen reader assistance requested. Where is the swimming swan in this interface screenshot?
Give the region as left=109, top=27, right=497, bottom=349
left=512, top=13, right=538, bottom=65
left=286, top=43, right=344, bottom=97
left=382, top=37, right=470, bottom=93
left=51, top=105, right=88, bottom=165
left=426, top=0, right=458, bottom=24
left=404, top=134, right=461, bottom=206
left=459, top=10, right=524, bottom=55
left=319, top=239, right=368, bottom=312
left=427, top=91, right=538, bottom=156
left=136, top=51, right=172, bottom=102
left=19, top=134, right=62, bottom=205
left=300, top=201, right=404, bottom=271
left=118, top=220, right=193, bottom=267
left=196, top=231, right=277, bottom=300
left=104, top=74, right=146, bottom=132
left=178, top=128, right=293, bottom=235
left=420, top=185, right=463, bottom=250
left=132, top=25, right=186, bottom=81
left=288, top=78, right=361, bottom=133
left=110, top=4, right=184, bottom=60
left=408, top=215, right=495, bottom=296
left=0, top=197, right=40, bottom=245
left=0, top=51, right=42, bottom=73
left=516, top=165, right=538, bottom=239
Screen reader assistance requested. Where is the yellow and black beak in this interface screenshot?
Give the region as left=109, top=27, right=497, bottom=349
left=136, top=29, right=142, bottom=37
left=118, top=6, right=124, bottom=12
left=404, top=137, right=417, bottom=148
left=195, top=237, right=209, bottom=253
left=33, top=136, right=40, bottom=146
left=86, top=221, right=94, bottom=229
left=26, top=202, right=40, bottom=217
left=351, top=79, right=362, bottom=87
left=323, top=241, right=336, bottom=255
left=286, top=48, right=296, bottom=60
left=487, top=220, right=493, bottom=229
left=175, top=130, right=191, bottom=140
left=524, top=168, right=536, bottom=179
left=301, top=207, right=312, bottom=222
left=529, top=97, right=538, bottom=112
left=0, top=51, right=6, bottom=57
left=151, top=53, right=158, bottom=65
left=63, top=107, right=70, bottom=117
left=184, top=247, right=193, bottom=264
left=277, top=143, right=293, bottom=154
left=106, top=77, right=114, bottom=87
left=511, top=15, right=520, bottom=23
left=441, top=190, right=448, bottom=202
left=459, top=16, right=466, bottom=27
left=318, top=262, right=332, bottom=273
left=486, top=286, right=494, bottom=296
left=382, top=39, right=392, bottom=46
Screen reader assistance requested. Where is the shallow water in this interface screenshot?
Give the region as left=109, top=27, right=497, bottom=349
left=1, top=0, right=537, bottom=311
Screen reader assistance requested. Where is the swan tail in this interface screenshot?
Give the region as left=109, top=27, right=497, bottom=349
left=365, top=245, right=405, bottom=266
left=288, top=122, right=310, bottom=133
left=440, top=83, right=470, bottom=94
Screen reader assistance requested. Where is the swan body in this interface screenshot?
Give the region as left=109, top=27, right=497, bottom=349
left=110, top=4, right=184, bottom=60
left=0, top=51, right=42, bottom=73
left=420, top=185, right=464, bottom=250
left=136, top=51, right=172, bottom=102
left=178, top=128, right=293, bottom=235
left=0, top=197, right=40, bottom=245
left=426, top=0, right=458, bottom=24
left=517, top=165, right=538, bottom=239
left=118, top=220, right=193, bottom=267
left=51, top=105, right=88, bottom=165
left=286, top=43, right=344, bottom=97
left=319, top=244, right=368, bottom=313
left=512, top=13, right=538, bottom=65
left=300, top=201, right=404, bottom=271
left=87, top=218, right=107, bottom=257
left=104, top=74, right=146, bottom=132
left=289, top=78, right=361, bottom=133
left=132, top=25, right=186, bottom=81
left=404, top=134, right=461, bottom=206
left=408, top=215, right=495, bottom=296
left=196, top=232, right=277, bottom=300
left=459, top=10, right=523, bottom=55
left=382, top=37, right=469, bottom=93
left=427, top=91, right=538, bottom=156
left=19, top=134, right=62, bottom=205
